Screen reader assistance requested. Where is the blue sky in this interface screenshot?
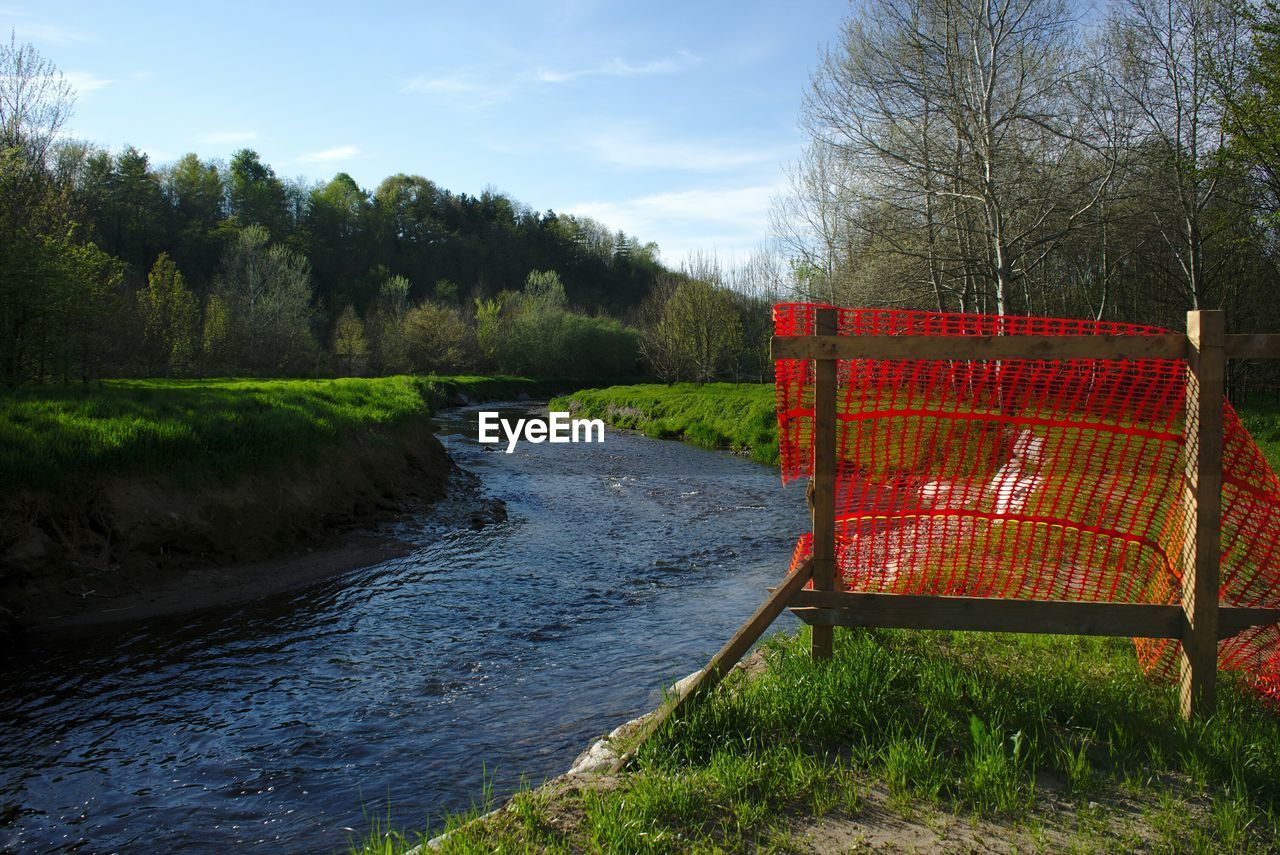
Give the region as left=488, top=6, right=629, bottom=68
left=5, top=1, right=850, bottom=265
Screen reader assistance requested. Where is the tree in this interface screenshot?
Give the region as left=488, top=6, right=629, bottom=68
left=137, top=253, right=198, bottom=375
left=639, top=263, right=744, bottom=384
left=474, top=269, right=640, bottom=378
left=94, top=146, right=165, bottom=270
left=163, top=153, right=226, bottom=291
left=523, top=268, right=568, bottom=308
left=405, top=301, right=475, bottom=373
left=634, top=278, right=686, bottom=382
left=770, top=142, right=857, bottom=305
left=433, top=278, right=459, bottom=303
left=1105, top=0, right=1250, bottom=309
left=728, top=248, right=787, bottom=382
left=0, top=31, right=74, bottom=176
left=331, top=305, right=369, bottom=375
left=306, top=172, right=373, bottom=309
left=369, top=274, right=412, bottom=373
left=211, top=225, right=317, bottom=374
left=202, top=294, right=232, bottom=374
left=672, top=273, right=743, bottom=384
left=227, top=148, right=290, bottom=239
left=1219, top=2, right=1280, bottom=227
left=0, top=33, right=121, bottom=385
left=798, top=0, right=1118, bottom=314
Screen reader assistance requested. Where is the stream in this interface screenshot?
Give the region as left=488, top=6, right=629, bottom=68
left=0, top=403, right=807, bottom=852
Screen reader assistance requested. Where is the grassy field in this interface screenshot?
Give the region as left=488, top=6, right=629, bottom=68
left=555, top=383, right=781, bottom=465
left=354, top=628, right=1280, bottom=853
left=0, top=374, right=547, bottom=490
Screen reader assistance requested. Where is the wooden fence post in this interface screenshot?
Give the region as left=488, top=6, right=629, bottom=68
left=812, top=307, right=839, bottom=660
left=1181, top=309, right=1224, bottom=720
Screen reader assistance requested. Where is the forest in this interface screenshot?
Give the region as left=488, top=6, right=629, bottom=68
left=0, top=34, right=775, bottom=386
left=5, top=0, right=1280, bottom=390
left=778, top=0, right=1280, bottom=336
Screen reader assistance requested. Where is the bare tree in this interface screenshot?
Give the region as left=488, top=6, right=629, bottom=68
left=770, top=142, right=857, bottom=304
left=0, top=31, right=74, bottom=168
left=728, top=247, right=789, bottom=381
left=633, top=277, right=687, bottom=382
left=0, top=33, right=78, bottom=384
left=795, top=0, right=1119, bottom=314
left=1105, top=0, right=1250, bottom=309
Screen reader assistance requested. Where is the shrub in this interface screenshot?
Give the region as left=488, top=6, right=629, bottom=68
left=404, top=302, right=477, bottom=373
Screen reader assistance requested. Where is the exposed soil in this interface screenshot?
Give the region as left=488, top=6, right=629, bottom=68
left=466, top=773, right=1170, bottom=854
left=0, top=418, right=481, bottom=636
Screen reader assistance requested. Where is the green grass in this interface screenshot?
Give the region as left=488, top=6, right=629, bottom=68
left=0, top=374, right=548, bottom=490
left=357, top=629, right=1280, bottom=853
left=554, top=383, right=781, bottom=465
left=1236, top=401, right=1280, bottom=475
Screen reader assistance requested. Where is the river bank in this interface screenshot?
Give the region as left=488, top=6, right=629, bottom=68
left=0, top=375, right=549, bottom=634
left=360, top=627, right=1280, bottom=854
left=554, top=383, right=780, bottom=465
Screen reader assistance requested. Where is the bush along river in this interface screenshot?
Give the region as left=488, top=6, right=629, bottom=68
left=0, top=403, right=807, bottom=852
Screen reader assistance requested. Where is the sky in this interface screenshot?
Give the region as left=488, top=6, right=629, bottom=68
left=3, top=1, right=852, bottom=266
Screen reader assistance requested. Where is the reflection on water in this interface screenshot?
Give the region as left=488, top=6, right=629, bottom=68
left=0, top=404, right=806, bottom=852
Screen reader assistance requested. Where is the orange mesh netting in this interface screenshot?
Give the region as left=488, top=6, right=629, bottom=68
left=774, top=304, right=1280, bottom=701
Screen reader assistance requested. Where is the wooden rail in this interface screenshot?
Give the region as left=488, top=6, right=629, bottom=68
left=1225, top=334, right=1280, bottom=360
left=770, top=309, right=1280, bottom=721
left=771, top=333, right=1189, bottom=361
left=622, top=308, right=1280, bottom=767
left=784, top=590, right=1280, bottom=640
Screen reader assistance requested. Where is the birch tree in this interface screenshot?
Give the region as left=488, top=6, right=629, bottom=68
left=1106, top=0, right=1251, bottom=309
left=798, top=0, right=1118, bottom=314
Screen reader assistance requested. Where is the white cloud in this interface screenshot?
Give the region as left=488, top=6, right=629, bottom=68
left=0, top=10, right=92, bottom=46
left=572, top=184, right=779, bottom=229
left=400, top=72, right=512, bottom=108
left=297, top=144, right=361, bottom=164
left=401, top=50, right=698, bottom=108
left=194, top=130, right=258, bottom=145
left=585, top=128, right=789, bottom=172
left=533, top=50, right=699, bottom=84
left=567, top=183, right=783, bottom=264
left=136, top=145, right=170, bottom=164
left=64, top=70, right=110, bottom=93
left=402, top=74, right=483, bottom=95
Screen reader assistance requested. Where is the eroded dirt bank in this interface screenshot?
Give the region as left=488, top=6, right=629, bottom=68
left=0, top=419, right=466, bottom=634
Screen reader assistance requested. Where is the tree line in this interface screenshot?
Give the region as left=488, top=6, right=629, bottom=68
left=19, top=1, right=1273, bottom=394
left=1, top=34, right=712, bottom=385
left=775, top=0, right=1280, bottom=350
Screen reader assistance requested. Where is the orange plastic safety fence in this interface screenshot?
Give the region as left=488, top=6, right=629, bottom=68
left=774, top=304, right=1280, bottom=702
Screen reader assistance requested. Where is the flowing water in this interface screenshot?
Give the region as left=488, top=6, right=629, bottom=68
left=0, top=404, right=807, bottom=853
